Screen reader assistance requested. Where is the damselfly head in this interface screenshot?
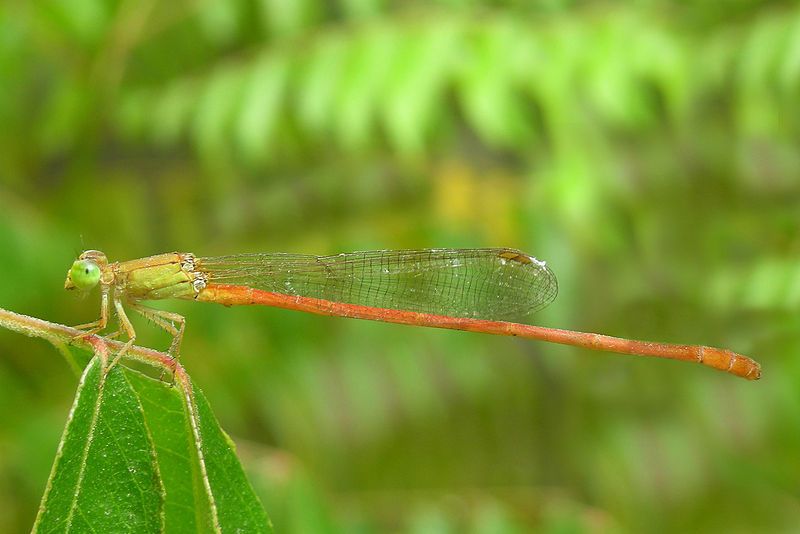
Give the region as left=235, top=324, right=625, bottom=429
left=65, top=250, right=108, bottom=291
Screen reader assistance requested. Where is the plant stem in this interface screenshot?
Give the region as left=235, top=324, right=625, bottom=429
left=0, top=307, right=176, bottom=373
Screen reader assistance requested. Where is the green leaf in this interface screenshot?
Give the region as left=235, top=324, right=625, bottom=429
left=341, top=0, right=385, bottom=19
left=778, top=11, right=800, bottom=91
left=34, top=358, right=271, bottom=533
left=334, top=27, right=395, bottom=150
left=631, top=28, right=690, bottom=123
left=33, top=357, right=164, bottom=533
left=583, top=18, right=649, bottom=128
left=192, top=66, right=246, bottom=165
left=457, top=20, right=532, bottom=148
left=382, top=22, right=457, bottom=157
left=37, top=0, right=109, bottom=48
left=296, top=35, right=347, bottom=137
left=258, top=0, right=314, bottom=37
left=235, top=53, right=289, bottom=163
left=125, top=367, right=212, bottom=532
left=196, top=0, right=241, bottom=45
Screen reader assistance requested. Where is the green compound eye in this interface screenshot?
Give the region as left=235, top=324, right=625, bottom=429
left=70, top=259, right=101, bottom=290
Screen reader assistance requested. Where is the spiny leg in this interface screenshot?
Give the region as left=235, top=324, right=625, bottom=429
left=129, top=303, right=186, bottom=383
left=108, top=295, right=137, bottom=369
left=128, top=303, right=186, bottom=358
left=72, top=286, right=110, bottom=338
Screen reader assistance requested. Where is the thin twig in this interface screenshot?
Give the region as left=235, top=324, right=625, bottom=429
left=0, top=307, right=176, bottom=374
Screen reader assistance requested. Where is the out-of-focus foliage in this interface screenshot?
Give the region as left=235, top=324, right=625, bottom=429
left=34, top=357, right=271, bottom=533
left=1, top=0, right=798, bottom=532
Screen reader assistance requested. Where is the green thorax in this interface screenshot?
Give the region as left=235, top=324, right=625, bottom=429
left=116, top=253, right=198, bottom=301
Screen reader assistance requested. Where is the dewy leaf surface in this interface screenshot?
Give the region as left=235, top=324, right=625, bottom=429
left=33, top=358, right=164, bottom=533
left=124, top=369, right=213, bottom=533
left=34, top=357, right=271, bottom=533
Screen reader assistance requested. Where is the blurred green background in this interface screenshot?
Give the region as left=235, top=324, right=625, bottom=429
left=1, top=1, right=798, bottom=532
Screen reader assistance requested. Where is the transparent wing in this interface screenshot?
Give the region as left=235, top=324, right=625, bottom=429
left=197, top=248, right=557, bottom=322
